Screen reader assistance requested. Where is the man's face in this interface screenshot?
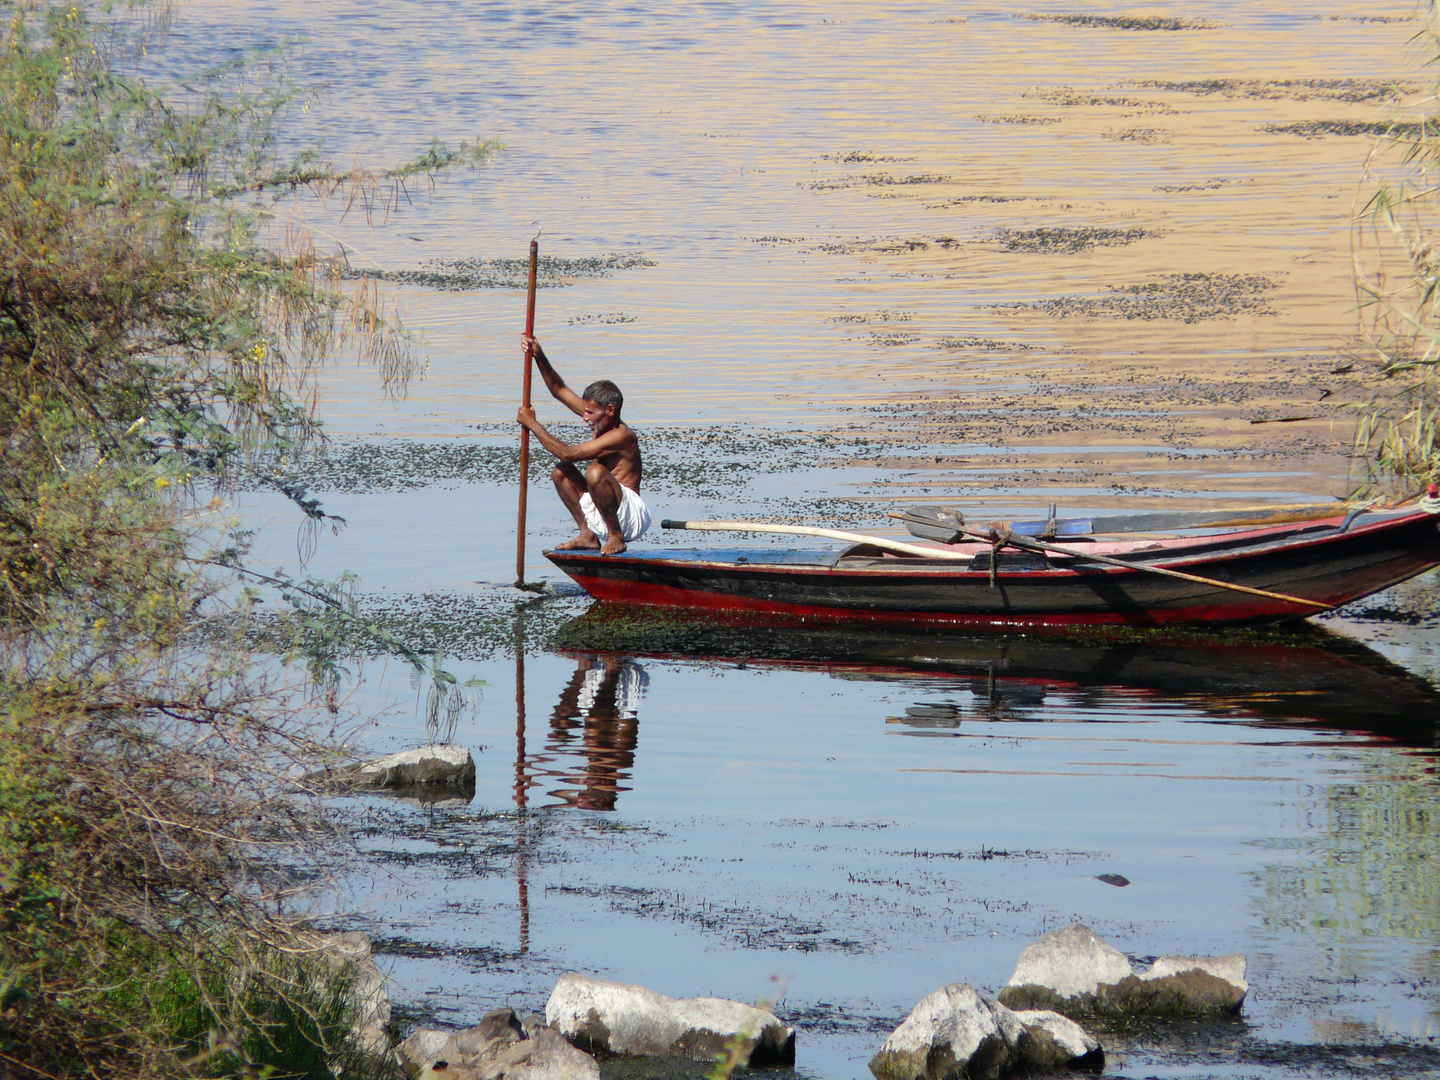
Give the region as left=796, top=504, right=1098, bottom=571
left=582, top=399, right=617, bottom=435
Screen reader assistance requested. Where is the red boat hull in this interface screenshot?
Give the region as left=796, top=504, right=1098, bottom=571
left=545, top=509, right=1440, bottom=631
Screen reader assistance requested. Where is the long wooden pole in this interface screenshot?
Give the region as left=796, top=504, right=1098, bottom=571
left=515, top=238, right=539, bottom=586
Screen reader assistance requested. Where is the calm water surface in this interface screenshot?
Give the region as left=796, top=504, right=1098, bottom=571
left=151, top=2, right=1440, bottom=1075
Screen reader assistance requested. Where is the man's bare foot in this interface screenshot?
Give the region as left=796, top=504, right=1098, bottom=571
left=555, top=532, right=602, bottom=551
left=601, top=536, right=628, bottom=555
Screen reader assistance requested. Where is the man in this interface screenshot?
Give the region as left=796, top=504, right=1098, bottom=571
left=517, top=334, right=649, bottom=555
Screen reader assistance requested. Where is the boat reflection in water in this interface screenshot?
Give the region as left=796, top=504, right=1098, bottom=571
left=524, top=655, right=647, bottom=810
left=515, top=611, right=1438, bottom=812
left=552, top=606, right=1440, bottom=754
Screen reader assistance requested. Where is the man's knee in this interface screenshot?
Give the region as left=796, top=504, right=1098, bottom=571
left=552, top=464, right=569, bottom=485
left=585, top=461, right=611, bottom=488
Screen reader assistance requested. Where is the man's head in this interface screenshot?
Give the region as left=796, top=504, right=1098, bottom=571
left=581, top=379, right=623, bottom=434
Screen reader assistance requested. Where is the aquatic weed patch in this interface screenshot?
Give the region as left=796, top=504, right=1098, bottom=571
left=1009, top=272, right=1281, bottom=322
left=363, top=590, right=586, bottom=660
left=1263, top=119, right=1440, bottom=140
left=1103, top=127, right=1172, bottom=144
left=995, top=226, right=1151, bottom=254
left=809, top=172, right=949, bottom=191
left=257, top=426, right=857, bottom=501
left=545, top=882, right=869, bottom=954
left=1029, top=89, right=1178, bottom=113
left=1135, top=78, right=1411, bottom=103
left=826, top=311, right=916, bottom=324
left=342, top=253, right=656, bottom=291
left=932, top=336, right=1038, bottom=351
left=1024, top=13, right=1220, bottom=31
left=1155, top=179, right=1233, bottom=193
left=820, top=151, right=916, bottom=164
left=975, top=114, right=1061, bottom=125
left=566, top=312, right=637, bottom=325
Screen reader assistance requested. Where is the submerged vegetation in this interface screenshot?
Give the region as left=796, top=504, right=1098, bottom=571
left=1022, top=13, right=1220, bottom=32
left=344, top=252, right=657, bottom=292
left=994, top=226, right=1151, bottom=253
left=0, top=2, right=489, bottom=1076
left=1008, top=272, right=1280, bottom=322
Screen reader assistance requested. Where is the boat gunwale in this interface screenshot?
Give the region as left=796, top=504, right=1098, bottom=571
left=545, top=508, right=1439, bottom=583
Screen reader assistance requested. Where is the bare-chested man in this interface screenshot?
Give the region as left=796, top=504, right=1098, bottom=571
left=517, top=334, right=649, bottom=555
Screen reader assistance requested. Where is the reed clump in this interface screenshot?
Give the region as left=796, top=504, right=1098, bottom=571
left=1352, top=2, right=1440, bottom=491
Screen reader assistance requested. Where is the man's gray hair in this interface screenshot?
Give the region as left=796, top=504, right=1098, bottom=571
left=583, top=379, right=623, bottom=412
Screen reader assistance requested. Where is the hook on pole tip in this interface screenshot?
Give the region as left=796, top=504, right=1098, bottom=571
left=531, top=222, right=542, bottom=242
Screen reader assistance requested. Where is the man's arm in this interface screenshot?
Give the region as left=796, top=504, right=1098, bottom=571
left=524, top=335, right=586, bottom=417
left=517, top=406, right=632, bottom=463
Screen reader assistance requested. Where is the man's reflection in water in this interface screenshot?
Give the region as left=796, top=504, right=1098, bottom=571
left=535, top=655, right=647, bottom=810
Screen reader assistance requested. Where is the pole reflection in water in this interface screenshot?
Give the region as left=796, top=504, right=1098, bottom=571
left=525, top=654, right=646, bottom=811
left=513, top=614, right=529, bottom=954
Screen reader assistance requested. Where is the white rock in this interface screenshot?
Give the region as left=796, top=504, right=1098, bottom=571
left=1004, top=923, right=1133, bottom=998
left=545, top=972, right=794, bottom=1065
left=869, top=984, right=1019, bottom=1080
left=1141, top=953, right=1248, bottom=992
left=999, top=924, right=1248, bottom=1017
left=1011, top=1009, right=1100, bottom=1065
left=353, top=744, right=476, bottom=787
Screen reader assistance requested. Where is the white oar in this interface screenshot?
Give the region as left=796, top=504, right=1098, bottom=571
left=660, top=518, right=972, bottom=561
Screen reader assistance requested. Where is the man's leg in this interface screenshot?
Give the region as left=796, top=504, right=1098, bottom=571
left=551, top=463, right=601, bottom=550
left=584, top=461, right=629, bottom=555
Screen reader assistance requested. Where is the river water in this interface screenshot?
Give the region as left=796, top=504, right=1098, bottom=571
left=154, top=2, right=1440, bottom=1076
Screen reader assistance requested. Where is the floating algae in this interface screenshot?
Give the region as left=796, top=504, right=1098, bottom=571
left=995, top=227, right=1151, bottom=254
left=809, top=171, right=949, bottom=190
left=342, top=253, right=656, bottom=291
left=1102, top=127, right=1172, bottom=144
left=1134, top=77, right=1412, bottom=103
left=1028, top=89, right=1178, bottom=113
left=1262, top=119, right=1440, bottom=140
left=974, top=114, right=1062, bottom=125
left=1024, top=13, right=1220, bottom=31
left=1009, top=272, right=1281, bottom=323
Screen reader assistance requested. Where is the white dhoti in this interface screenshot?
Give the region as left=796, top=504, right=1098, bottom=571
left=579, top=486, right=652, bottom=542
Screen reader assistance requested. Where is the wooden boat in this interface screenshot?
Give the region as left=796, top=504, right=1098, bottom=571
left=544, top=503, right=1440, bottom=631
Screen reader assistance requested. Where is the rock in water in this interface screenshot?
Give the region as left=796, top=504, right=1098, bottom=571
left=997, top=923, right=1247, bottom=1018
left=1009, top=1010, right=1101, bottom=1069
left=1005, top=923, right=1132, bottom=1000
left=869, top=984, right=1101, bottom=1080
left=308, top=744, right=477, bottom=790
left=1128, top=953, right=1248, bottom=1015
left=545, top=972, right=795, bottom=1066
left=869, top=984, right=1020, bottom=1080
